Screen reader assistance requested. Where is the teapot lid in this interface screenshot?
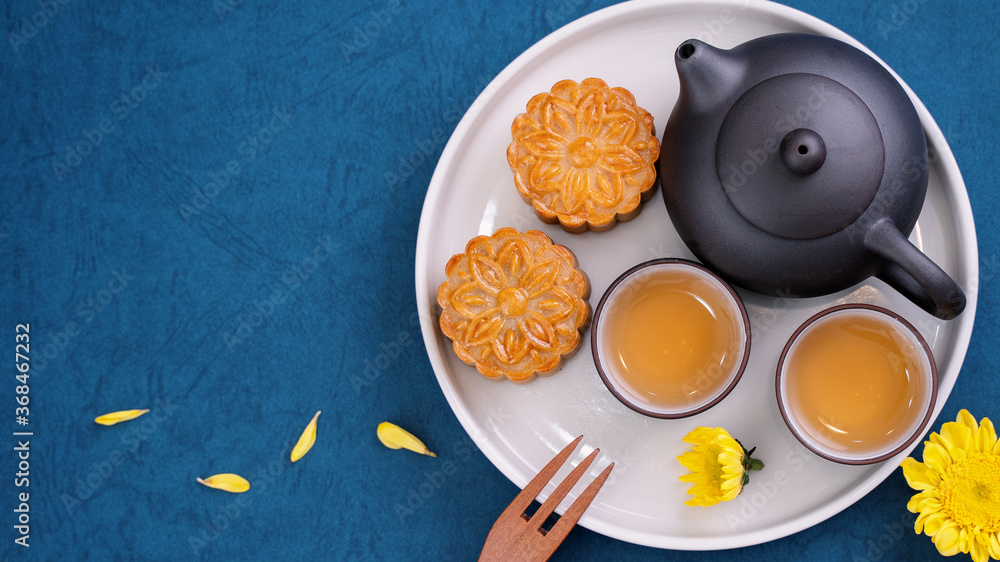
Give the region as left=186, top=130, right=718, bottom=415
left=716, top=72, right=885, bottom=240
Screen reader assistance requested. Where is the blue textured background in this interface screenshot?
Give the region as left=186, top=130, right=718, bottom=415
left=1, top=0, right=997, bottom=560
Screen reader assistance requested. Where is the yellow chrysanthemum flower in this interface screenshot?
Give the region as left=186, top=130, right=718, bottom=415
left=901, top=409, right=1000, bottom=562
left=678, top=427, right=763, bottom=507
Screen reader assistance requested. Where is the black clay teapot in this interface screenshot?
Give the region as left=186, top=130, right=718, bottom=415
left=659, top=33, right=965, bottom=319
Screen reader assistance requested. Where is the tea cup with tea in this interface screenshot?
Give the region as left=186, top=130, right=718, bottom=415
left=591, top=259, right=751, bottom=418
left=776, top=304, right=938, bottom=464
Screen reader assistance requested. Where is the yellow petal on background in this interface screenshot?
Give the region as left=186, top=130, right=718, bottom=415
left=291, top=411, right=321, bottom=463
left=957, top=409, right=979, bottom=432
left=976, top=417, right=998, bottom=454
left=94, top=409, right=149, bottom=426
left=901, top=457, right=941, bottom=490
left=377, top=422, right=436, bottom=457
left=196, top=474, right=250, bottom=493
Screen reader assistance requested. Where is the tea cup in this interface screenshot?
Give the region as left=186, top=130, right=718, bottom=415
left=776, top=304, right=937, bottom=464
left=591, top=259, right=751, bottom=418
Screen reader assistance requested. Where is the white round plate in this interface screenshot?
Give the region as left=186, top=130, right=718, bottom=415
left=414, top=0, right=977, bottom=550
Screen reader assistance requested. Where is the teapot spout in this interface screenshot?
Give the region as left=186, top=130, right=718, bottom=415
left=673, top=39, right=746, bottom=114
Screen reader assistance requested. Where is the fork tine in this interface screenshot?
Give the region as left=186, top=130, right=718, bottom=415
left=528, top=447, right=599, bottom=531
left=508, top=435, right=583, bottom=514
left=543, top=461, right=614, bottom=545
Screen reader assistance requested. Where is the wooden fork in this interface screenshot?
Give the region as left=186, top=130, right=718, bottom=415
left=479, top=436, right=614, bottom=561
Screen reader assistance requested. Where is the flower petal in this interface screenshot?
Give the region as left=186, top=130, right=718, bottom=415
left=682, top=427, right=721, bottom=446
left=936, top=418, right=973, bottom=463
left=922, top=442, right=953, bottom=474
left=975, top=416, right=998, bottom=454
left=290, top=411, right=321, bottom=463
left=934, top=522, right=962, bottom=556
left=969, top=541, right=990, bottom=562
left=94, top=409, right=149, bottom=426
left=377, top=422, right=436, bottom=457
left=970, top=533, right=989, bottom=562
left=197, top=474, right=250, bottom=493
left=678, top=447, right=719, bottom=476
left=957, top=409, right=980, bottom=432
left=902, top=457, right=941, bottom=490
left=907, top=492, right=942, bottom=514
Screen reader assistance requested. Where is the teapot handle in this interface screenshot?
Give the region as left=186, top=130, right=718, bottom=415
left=865, top=219, right=966, bottom=320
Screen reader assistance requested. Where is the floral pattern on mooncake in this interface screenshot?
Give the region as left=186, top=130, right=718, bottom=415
left=437, top=228, right=590, bottom=383
left=507, top=78, right=660, bottom=233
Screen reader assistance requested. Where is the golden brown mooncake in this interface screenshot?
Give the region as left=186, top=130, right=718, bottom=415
left=506, top=78, right=660, bottom=233
left=437, top=228, right=590, bottom=383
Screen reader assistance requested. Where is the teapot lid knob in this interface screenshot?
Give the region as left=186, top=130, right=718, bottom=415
left=779, top=128, right=826, bottom=175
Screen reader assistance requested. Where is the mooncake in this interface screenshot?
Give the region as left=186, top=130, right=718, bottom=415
left=437, top=228, right=590, bottom=383
left=507, top=78, right=660, bottom=233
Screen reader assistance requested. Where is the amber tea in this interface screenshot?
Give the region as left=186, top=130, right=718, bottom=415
left=779, top=307, right=935, bottom=462
left=595, top=262, right=748, bottom=416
